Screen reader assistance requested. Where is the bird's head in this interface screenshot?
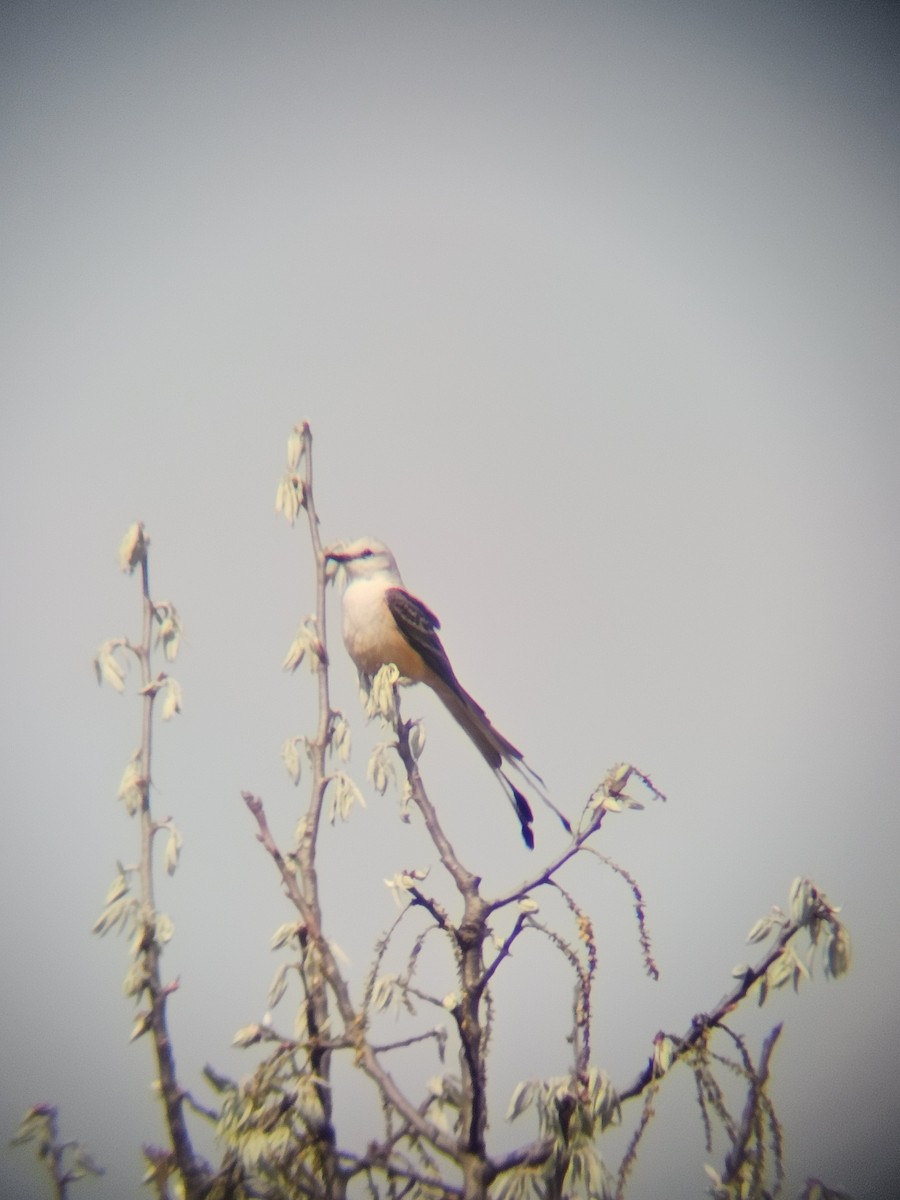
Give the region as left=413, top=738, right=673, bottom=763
left=325, top=538, right=401, bottom=583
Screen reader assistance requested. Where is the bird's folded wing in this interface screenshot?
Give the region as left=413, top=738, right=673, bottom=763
left=386, top=584, right=565, bottom=839
left=386, top=585, right=524, bottom=769
left=385, top=587, right=463, bottom=694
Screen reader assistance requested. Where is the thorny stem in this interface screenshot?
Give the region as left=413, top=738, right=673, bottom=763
left=396, top=718, right=481, bottom=897
left=241, top=424, right=472, bottom=1191
left=722, top=1024, right=782, bottom=1186
left=619, top=922, right=799, bottom=1106
left=291, top=423, right=342, bottom=1194
left=12, top=1105, right=97, bottom=1200
left=135, top=554, right=206, bottom=1199
left=484, top=813, right=607, bottom=917
left=394, top=720, right=492, bottom=1176
left=241, top=791, right=458, bottom=1159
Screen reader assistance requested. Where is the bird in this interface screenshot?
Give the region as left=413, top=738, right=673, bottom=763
left=326, top=537, right=571, bottom=848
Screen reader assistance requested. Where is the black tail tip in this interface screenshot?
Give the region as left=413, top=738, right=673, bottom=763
left=510, top=782, right=535, bottom=849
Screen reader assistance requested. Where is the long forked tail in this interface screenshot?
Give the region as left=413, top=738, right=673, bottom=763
left=497, top=769, right=536, bottom=849
left=431, top=678, right=572, bottom=848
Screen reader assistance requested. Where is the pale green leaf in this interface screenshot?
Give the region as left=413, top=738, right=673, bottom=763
left=95, top=640, right=128, bottom=693
left=372, top=974, right=400, bottom=1013
left=329, top=772, right=365, bottom=822
left=164, top=825, right=182, bottom=876
left=70, top=1147, right=104, bottom=1179
left=329, top=939, right=350, bottom=966
left=653, top=1034, right=675, bottom=1077
left=122, top=959, right=148, bottom=999
left=282, top=616, right=320, bottom=672
left=331, top=714, right=352, bottom=762
left=790, top=876, right=816, bottom=924
left=275, top=474, right=305, bottom=524
left=286, top=426, right=303, bottom=471
left=366, top=663, right=400, bottom=721
left=281, top=736, right=304, bottom=785
left=92, top=895, right=136, bottom=937
left=408, top=719, right=426, bottom=760
left=506, top=1080, right=535, bottom=1121
left=155, top=913, right=174, bottom=944
left=826, top=926, right=852, bottom=978
left=118, top=522, right=148, bottom=573
left=154, top=603, right=183, bottom=662
left=747, top=916, right=774, bottom=944
left=105, top=871, right=129, bottom=904
left=609, top=762, right=633, bottom=793
left=232, top=1024, right=263, bottom=1047
left=160, top=678, right=182, bottom=720
left=270, top=922, right=302, bottom=950
left=367, top=744, right=395, bottom=796
left=116, top=748, right=144, bottom=816
left=267, top=962, right=290, bottom=1009
left=130, top=1011, right=152, bottom=1042
left=767, top=948, right=796, bottom=990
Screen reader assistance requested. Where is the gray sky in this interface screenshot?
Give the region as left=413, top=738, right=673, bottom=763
left=2, top=2, right=899, bottom=1197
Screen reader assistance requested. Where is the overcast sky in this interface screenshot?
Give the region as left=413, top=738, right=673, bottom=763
left=2, top=2, right=899, bottom=1198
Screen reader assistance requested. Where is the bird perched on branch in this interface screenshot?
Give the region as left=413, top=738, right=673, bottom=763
left=326, top=537, right=570, bottom=848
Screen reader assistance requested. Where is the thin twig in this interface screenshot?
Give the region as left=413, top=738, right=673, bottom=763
left=243, top=760, right=456, bottom=1150
left=722, top=1024, right=782, bottom=1186
left=133, top=546, right=206, bottom=1200
left=371, top=1029, right=448, bottom=1055
left=618, top=923, right=797, bottom=1105
left=475, top=914, right=528, bottom=1000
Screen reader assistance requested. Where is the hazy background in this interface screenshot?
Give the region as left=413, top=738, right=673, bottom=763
left=2, top=2, right=899, bottom=1197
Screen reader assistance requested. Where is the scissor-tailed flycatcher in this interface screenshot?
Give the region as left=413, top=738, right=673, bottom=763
left=326, top=538, right=570, bottom=848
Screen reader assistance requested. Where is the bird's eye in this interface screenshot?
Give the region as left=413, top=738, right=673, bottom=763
left=360, top=548, right=373, bottom=558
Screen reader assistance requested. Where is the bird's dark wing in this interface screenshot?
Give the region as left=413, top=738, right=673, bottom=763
left=385, top=587, right=464, bottom=695
left=388, top=586, right=566, bottom=848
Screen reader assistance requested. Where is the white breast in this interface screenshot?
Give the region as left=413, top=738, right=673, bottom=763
left=342, top=579, right=393, bottom=673
left=341, top=578, right=425, bottom=680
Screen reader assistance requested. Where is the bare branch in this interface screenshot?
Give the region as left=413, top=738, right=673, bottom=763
left=476, top=913, right=528, bottom=999
left=394, top=717, right=482, bottom=899
left=580, top=848, right=658, bottom=981
left=619, top=920, right=799, bottom=1106
left=98, top=531, right=208, bottom=1198
left=370, top=1029, right=448, bottom=1056
left=721, top=1023, right=782, bottom=1187
left=77, top=427, right=853, bottom=1200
